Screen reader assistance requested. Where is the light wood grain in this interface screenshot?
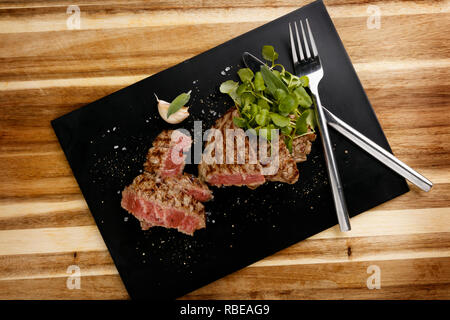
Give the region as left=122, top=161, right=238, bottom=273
left=0, top=0, right=449, bottom=299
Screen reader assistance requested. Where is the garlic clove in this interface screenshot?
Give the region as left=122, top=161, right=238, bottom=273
left=155, top=93, right=190, bottom=124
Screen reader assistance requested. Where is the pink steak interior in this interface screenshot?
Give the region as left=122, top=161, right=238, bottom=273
left=161, top=135, right=192, bottom=178
left=121, top=190, right=202, bottom=235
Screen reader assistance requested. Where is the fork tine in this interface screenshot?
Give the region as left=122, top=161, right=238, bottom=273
left=294, top=22, right=304, bottom=61
left=288, top=23, right=298, bottom=65
left=300, top=20, right=311, bottom=59
left=306, top=19, right=318, bottom=57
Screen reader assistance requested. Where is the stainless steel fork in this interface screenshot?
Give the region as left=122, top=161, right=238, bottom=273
left=289, top=19, right=351, bottom=231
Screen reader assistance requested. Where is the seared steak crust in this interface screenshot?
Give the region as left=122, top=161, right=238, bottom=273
left=264, top=137, right=299, bottom=184
left=143, top=172, right=213, bottom=202
left=198, top=108, right=265, bottom=188
left=144, top=130, right=192, bottom=177
left=292, top=130, right=316, bottom=163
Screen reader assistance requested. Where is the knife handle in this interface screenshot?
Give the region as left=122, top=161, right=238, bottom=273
left=322, top=107, right=433, bottom=192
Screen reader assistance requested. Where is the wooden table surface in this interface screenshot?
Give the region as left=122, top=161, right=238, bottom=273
left=0, top=0, right=449, bottom=300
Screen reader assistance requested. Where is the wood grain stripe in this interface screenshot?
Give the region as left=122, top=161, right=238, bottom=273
left=1, top=207, right=448, bottom=256
left=1, top=232, right=448, bottom=282
left=0, top=1, right=448, bottom=34
left=183, top=258, right=450, bottom=299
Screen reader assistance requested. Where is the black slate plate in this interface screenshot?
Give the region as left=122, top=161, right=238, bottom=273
left=52, top=0, right=409, bottom=299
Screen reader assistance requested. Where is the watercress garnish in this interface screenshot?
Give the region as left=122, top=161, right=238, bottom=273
left=219, top=45, right=317, bottom=152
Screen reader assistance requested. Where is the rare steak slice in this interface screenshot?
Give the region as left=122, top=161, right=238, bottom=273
left=198, top=108, right=265, bottom=188
left=121, top=173, right=206, bottom=236
left=144, top=130, right=192, bottom=177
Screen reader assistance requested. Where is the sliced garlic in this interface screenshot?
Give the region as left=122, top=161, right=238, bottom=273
left=155, top=93, right=190, bottom=124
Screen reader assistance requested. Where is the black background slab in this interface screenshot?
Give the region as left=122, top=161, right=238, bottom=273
left=51, top=0, right=409, bottom=299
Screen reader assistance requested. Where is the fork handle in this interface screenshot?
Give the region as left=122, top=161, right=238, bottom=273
left=311, top=91, right=351, bottom=232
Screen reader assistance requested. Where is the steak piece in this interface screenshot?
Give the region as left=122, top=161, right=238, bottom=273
left=175, top=173, right=213, bottom=202
left=198, top=108, right=266, bottom=188
left=292, top=130, right=316, bottom=163
left=121, top=173, right=206, bottom=236
left=141, top=172, right=213, bottom=202
left=263, top=137, right=299, bottom=184
left=144, top=130, right=192, bottom=177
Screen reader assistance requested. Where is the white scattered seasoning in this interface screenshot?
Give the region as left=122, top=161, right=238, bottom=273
left=225, top=66, right=231, bottom=71
left=220, top=71, right=226, bottom=75
left=112, top=127, right=116, bottom=131
left=122, top=147, right=127, bottom=151
left=114, top=145, right=119, bottom=149
left=124, top=217, right=129, bottom=222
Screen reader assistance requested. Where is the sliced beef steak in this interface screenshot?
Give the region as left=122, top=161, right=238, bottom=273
left=198, top=108, right=266, bottom=188
left=121, top=173, right=206, bottom=236
left=292, top=130, right=316, bottom=163
left=144, top=130, right=192, bottom=177
left=263, top=137, right=299, bottom=184
left=142, top=172, right=213, bottom=202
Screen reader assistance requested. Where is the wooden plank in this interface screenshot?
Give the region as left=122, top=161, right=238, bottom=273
left=2, top=257, right=449, bottom=299
left=182, top=257, right=450, bottom=299
left=1, top=232, right=448, bottom=282
left=1, top=207, right=449, bottom=256
left=0, top=274, right=129, bottom=299
left=0, top=14, right=448, bottom=80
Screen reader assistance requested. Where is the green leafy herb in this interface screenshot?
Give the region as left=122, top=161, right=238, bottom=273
left=300, top=76, right=309, bottom=87
left=262, top=45, right=279, bottom=65
left=296, top=109, right=315, bottom=135
left=285, top=136, right=293, bottom=153
left=259, top=124, right=276, bottom=141
left=237, top=68, right=254, bottom=83
left=254, top=71, right=265, bottom=91
left=270, top=113, right=290, bottom=127
left=220, top=80, right=240, bottom=105
left=257, top=98, right=270, bottom=111
left=293, top=87, right=313, bottom=108
left=220, top=80, right=239, bottom=94
left=233, top=117, right=247, bottom=128
left=219, top=45, right=315, bottom=152
left=167, top=90, right=191, bottom=118
left=278, top=94, right=297, bottom=115
left=255, top=109, right=269, bottom=126
left=260, top=65, right=288, bottom=96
